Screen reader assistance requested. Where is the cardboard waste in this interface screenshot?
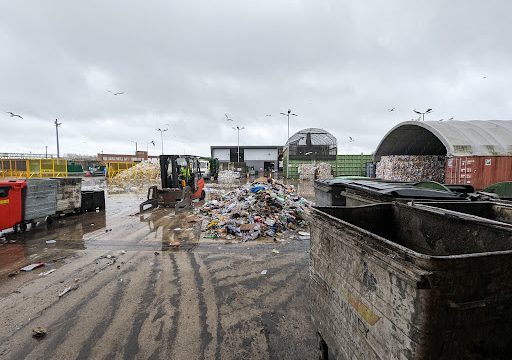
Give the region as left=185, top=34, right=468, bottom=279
left=200, top=178, right=311, bottom=241
left=298, top=163, right=333, bottom=181
left=109, top=161, right=160, bottom=192
left=376, top=155, right=445, bottom=182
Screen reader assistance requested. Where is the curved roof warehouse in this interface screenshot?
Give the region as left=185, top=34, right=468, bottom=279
left=375, top=120, right=512, bottom=161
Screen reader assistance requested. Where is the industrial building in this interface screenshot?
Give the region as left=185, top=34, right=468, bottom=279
left=210, top=145, right=283, bottom=173
left=375, top=120, right=512, bottom=189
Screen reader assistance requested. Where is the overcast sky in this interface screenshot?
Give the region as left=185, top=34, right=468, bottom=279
left=1, top=0, right=511, bottom=157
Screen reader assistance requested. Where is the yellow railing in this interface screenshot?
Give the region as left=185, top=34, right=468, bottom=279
left=0, top=159, right=68, bottom=179
left=107, top=162, right=137, bottom=179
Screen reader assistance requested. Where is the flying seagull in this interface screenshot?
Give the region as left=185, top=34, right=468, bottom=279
left=482, top=76, right=487, bottom=79
left=107, top=90, right=125, bottom=95
left=225, top=114, right=234, bottom=121
left=349, top=136, right=354, bottom=142
left=6, top=112, right=23, bottom=119
left=448, top=117, right=454, bottom=121
left=388, top=107, right=395, bottom=112
left=265, top=114, right=272, bottom=117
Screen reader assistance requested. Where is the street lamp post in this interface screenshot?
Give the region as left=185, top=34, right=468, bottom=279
left=232, top=126, right=245, bottom=163
left=280, top=109, right=298, bottom=178
left=413, top=108, right=433, bottom=121
left=54, top=119, right=62, bottom=158
left=156, top=128, right=168, bottom=155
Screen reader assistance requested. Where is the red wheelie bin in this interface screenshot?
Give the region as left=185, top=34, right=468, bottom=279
left=0, top=180, right=26, bottom=232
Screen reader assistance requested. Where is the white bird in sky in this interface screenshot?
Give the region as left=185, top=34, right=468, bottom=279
left=107, top=90, right=125, bottom=95
left=6, top=111, right=23, bottom=119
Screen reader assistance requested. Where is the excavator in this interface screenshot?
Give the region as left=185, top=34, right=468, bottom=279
left=139, top=155, right=205, bottom=213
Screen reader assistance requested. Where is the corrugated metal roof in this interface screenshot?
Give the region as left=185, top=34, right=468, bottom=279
left=375, top=120, right=512, bottom=160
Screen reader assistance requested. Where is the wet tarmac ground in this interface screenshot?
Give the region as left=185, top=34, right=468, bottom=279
left=0, top=191, right=318, bottom=359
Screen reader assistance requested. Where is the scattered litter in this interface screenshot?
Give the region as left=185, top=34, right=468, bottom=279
left=117, top=265, right=121, bottom=269
left=298, top=231, right=310, bottom=236
left=272, top=249, right=280, bottom=254
left=39, top=269, right=56, bottom=276
left=74, top=278, right=79, bottom=282
left=261, top=270, right=268, bottom=275
left=90, top=223, right=94, bottom=226
left=174, top=227, right=182, bottom=231
left=32, top=327, right=47, bottom=338
left=170, top=241, right=181, bottom=248
left=58, top=284, right=79, bottom=298
left=21, top=263, right=45, bottom=272
left=154, top=251, right=160, bottom=256
left=106, top=255, right=112, bottom=259
left=120, top=250, right=126, bottom=255
left=45, top=240, right=56, bottom=245
left=200, top=178, right=311, bottom=241
left=8, top=271, right=18, bottom=277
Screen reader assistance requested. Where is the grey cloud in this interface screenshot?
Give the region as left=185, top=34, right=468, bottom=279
left=1, top=0, right=511, bottom=157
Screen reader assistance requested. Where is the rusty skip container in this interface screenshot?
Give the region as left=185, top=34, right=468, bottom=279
left=52, top=177, right=82, bottom=214
left=309, top=203, right=512, bottom=359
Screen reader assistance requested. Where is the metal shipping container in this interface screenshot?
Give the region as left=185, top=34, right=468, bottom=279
left=23, top=179, right=57, bottom=222
left=52, top=177, right=82, bottom=214
left=310, top=203, right=512, bottom=359
left=445, top=156, right=512, bottom=190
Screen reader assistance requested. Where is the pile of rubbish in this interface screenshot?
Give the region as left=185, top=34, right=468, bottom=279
left=200, top=178, right=311, bottom=241
left=218, top=170, right=240, bottom=184
left=299, top=163, right=333, bottom=181
left=376, top=155, right=446, bottom=182
left=109, top=161, right=161, bottom=192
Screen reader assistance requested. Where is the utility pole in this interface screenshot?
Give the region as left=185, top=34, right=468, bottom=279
left=156, top=128, right=168, bottom=155
left=280, top=109, right=298, bottom=178
left=232, top=126, right=245, bottom=162
left=54, top=119, right=62, bottom=158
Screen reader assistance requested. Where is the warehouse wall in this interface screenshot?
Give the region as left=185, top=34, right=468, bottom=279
left=212, top=148, right=230, bottom=161
left=244, top=148, right=278, bottom=161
